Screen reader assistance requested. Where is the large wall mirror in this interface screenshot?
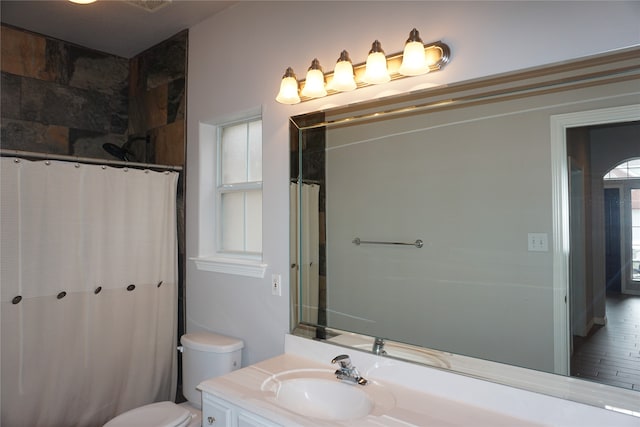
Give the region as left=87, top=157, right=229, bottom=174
left=290, top=47, right=640, bottom=413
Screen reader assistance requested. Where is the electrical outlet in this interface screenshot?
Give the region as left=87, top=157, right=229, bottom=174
left=271, top=274, right=282, bottom=296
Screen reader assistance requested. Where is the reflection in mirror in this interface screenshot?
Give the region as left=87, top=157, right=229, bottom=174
left=290, top=47, right=640, bottom=413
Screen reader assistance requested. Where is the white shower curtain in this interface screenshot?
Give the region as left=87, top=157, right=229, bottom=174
left=289, top=182, right=320, bottom=325
left=1, top=158, right=179, bottom=427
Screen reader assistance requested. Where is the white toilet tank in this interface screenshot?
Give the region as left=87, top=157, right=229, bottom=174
left=180, top=332, right=243, bottom=408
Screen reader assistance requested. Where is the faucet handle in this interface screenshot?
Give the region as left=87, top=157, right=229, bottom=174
left=372, top=337, right=386, bottom=355
left=331, top=354, right=352, bottom=369
left=331, top=354, right=368, bottom=386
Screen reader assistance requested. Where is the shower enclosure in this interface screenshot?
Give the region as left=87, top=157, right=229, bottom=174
left=1, top=155, right=180, bottom=426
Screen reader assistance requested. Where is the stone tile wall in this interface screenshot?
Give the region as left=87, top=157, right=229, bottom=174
left=1, top=25, right=128, bottom=158
left=128, top=30, right=187, bottom=166
left=0, top=24, right=186, bottom=167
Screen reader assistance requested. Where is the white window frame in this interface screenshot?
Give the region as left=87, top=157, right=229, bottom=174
left=192, top=108, right=267, bottom=278
left=215, top=116, right=263, bottom=258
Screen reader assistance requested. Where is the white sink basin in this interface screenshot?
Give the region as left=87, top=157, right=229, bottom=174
left=261, top=368, right=395, bottom=421
left=275, top=378, right=372, bottom=420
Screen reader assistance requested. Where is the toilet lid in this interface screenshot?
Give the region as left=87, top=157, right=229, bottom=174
left=104, top=401, right=192, bottom=427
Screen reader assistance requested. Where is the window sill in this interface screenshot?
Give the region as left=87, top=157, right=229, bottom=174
left=191, top=257, right=267, bottom=278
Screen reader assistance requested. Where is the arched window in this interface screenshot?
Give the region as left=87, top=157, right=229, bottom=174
left=603, top=158, right=640, bottom=180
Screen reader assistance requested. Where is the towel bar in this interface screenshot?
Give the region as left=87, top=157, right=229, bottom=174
left=352, top=237, right=423, bottom=248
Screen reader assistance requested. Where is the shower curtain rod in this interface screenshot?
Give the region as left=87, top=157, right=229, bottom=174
left=0, top=149, right=183, bottom=172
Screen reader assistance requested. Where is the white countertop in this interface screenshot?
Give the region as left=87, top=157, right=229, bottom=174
left=199, top=353, right=544, bottom=426
left=198, top=334, right=640, bottom=427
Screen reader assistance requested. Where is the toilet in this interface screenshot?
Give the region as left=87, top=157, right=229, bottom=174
left=104, top=332, right=244, bottom=427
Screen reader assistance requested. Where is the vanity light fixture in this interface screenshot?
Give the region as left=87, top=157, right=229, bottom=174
left=275, top=29, right=450, bottom=104
left=301, top=59, right=327, bottom=98
left=362, top=40, right=391, bottom=85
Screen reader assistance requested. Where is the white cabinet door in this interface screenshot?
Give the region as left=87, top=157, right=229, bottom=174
left=202, top=394, right=233, bottom=427
left=202, top=392, right=282, bottom=427
left=237, top=411, right=281, bottom=427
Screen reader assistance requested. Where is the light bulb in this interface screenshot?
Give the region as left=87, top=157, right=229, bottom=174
left=399, top=28, right=429, bottom=76
left=328, top=50, right=357, bottom=92
left=362, top=40, right=390, bottom=85
left=301, top=59, right=327, bottom=98
left=275, top=67, right=300, bottom=105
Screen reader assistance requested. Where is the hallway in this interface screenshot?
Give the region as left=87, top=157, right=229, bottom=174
left=571, top=293, right=640, bottom=390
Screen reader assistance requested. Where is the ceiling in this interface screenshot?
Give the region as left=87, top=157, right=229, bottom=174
left=0, top=0, right=236, bottom=58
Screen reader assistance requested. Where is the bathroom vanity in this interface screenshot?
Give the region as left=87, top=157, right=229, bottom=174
left=198, top=335, right=638, bottom=426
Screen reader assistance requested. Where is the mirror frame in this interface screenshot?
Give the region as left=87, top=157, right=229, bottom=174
left=290, top=46, right=640, bottom=415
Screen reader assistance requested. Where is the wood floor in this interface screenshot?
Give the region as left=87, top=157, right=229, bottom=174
left=570, top=293, right=640, bottom=391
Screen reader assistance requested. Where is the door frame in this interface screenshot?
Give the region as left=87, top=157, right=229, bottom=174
left=550, top=104, right=640, bottom=375
left=569, top=160, right=587, bottom=340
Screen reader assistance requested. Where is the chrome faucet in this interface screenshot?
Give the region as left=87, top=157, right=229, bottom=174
left=372, top=337, right=386, bottom=355
left=331, top=354, right=368, bottom=385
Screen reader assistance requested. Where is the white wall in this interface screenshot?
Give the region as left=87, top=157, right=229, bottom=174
left=186, top=1, right=640, bottom=365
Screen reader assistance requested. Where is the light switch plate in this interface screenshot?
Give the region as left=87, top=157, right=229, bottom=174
left=528, top=233, right=548, bottom=252
left=271, top=274, right=282, bottom=296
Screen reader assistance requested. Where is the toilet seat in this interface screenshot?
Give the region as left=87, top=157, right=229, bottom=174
left=104, top=401, right=192, bottom=427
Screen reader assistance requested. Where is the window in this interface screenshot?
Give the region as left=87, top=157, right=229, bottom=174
left=192, top=111, right=266, bottom=278
left=603, top=158, right=640, bottom=180
left=217, top=118, right=262, bottom=256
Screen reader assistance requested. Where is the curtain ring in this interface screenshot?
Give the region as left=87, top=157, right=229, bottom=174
left=57, top=291, right=67, bottom=299
left=12, top=295, right=22, bottom=304
left=157, top=281, right=163, bottom=288
left=127, top=284, right=135, bottom=291
left=94, top=286, right=102, bottom=294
